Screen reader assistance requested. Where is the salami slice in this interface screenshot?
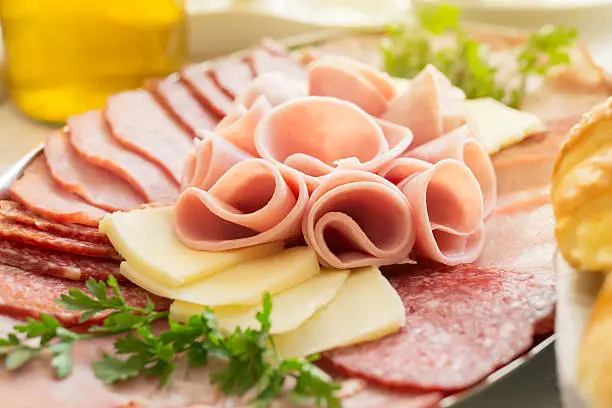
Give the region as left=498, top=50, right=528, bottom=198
left=0, top=240, right=120, bottom=281
left=0, top=264, right=170, bottom=327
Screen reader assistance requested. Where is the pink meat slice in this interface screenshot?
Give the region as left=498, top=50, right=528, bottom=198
left=308, top=56, right=397, bottom=116
left=150, top=75, right=218, bottom=134
left=44, top=130, right=144, bottom=211
left=214, top=96, right=272, bottom=156
left=302, top=170, right=415, bottom=269
left=237, top=72, right=307, bottom=109
left=406, top=125, right=497, bottom=218
left=209, top=58, right=254, bottom=98
left=105, top=90, right=194, bottom=183
left=382, top=64, right=466, bottom=147
left=246, top=46, right=307, bottom=81
left=68, top=110, right=180, bottom=204
left=174, top=159, right=308, bottom=251
left=10, top=157, right=107, bottom=227
left=181, top=64, right=234, bottom=118
left=181, top=131, right=252, bottom=191
left=381, top=158, right=485, bottom=265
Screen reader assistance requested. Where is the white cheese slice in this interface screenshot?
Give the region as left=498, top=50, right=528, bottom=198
left=465, top=97, right=546, bottom=154
left=99, top=206, right=284, bottom=287
left=120, top=246, right=320, bottom=306
left=170, top=268, right=350, bottom=334
left=273, top=266, right=405, bottom=358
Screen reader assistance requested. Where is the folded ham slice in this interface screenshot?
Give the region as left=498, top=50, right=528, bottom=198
left=44, top=130, right=144, bottom=211
left=181, top=131, right=252, bottom=191
left=382, top=65, right=466, bottom=147
left=68, top=111, right=180, bottom=203
left=237, top=72, right=307, bottom=109
left=174, top=158, right=308, bottom=251
left=380, top=158, right=485, bottom=265
left=308, top=56, right=397, bottom=116
left=302, top=170, right=415, bottom=269
left=181, top=64, right=234, bottom=118
left=406, top=125, right=497, bottom=217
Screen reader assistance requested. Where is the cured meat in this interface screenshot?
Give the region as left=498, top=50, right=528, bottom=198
left=0, top=240, right=120, bottom=281
left=181, top=64, right=234, bottom=118
left=150, top=75, right=218, bottom=135
left=382, top=64, right=466, bottom=147
left=174, top=159, right=308, bottom=251
left=302, top=170, right=415, bottom=269
left=105, top=90, right=194, bottom=183
left=0, top=200, right=108, bottom=244
left=406, top=125, right=497, bottom=218
left=68, top=110, right=180, bottom=203
left=246, top=46, right=307, bottom=81
left=0, top=217, right=121, bottom=261
left=44, top=130, right=145, bottom=211
left=209, top=58, right=254, bottom=98
left=181, top=131, right=252, bottom=191
left=0, top=264, right=169, bottom=327
left=214, top=96, right=272, bottom=156
left=10, top=158, right=107, bottom=227
left=237, top=72, right=307, bottom=109
left=380, top=158, right=485, bottom=265
left=308, top=56, right=397, bottom=116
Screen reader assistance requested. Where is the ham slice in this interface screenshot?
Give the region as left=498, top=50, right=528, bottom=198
left=246, top=46, right=307, bottom=81
left=181, top=64, right=234, bottom=118
left=237, top=72, right=307, bottom=109
left=44, top=130, right=145, bottom=211
left=68, top=111, right=180, bottom=204
left=406, top=125, right=497, bottom=218
left=308, top=56, right=397, bottom=116
left=105, top=90, right=194, bottom=183
left=382, top=64, right=466, bottom=147
left=302, top=170, right=415, bottom=269
left=209, top=58, right=254, bottom=98
left=174, top=159, right=308, bottom=251
left=9, top=157, right=107, bottom=227
left=380, top=158, right=485, bottom=265
left=181, top=131, right=252, bottom=191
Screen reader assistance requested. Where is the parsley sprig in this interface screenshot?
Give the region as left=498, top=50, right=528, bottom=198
left=0, top=277, right=341, bottom=407
left=381, top=3, right=578, bottom=107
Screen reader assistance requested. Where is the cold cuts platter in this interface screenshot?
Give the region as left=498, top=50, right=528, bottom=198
left=0, top=14, right=608, bottom=408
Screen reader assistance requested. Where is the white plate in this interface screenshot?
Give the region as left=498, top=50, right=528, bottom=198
left=412, top=0, right=612, bottom=11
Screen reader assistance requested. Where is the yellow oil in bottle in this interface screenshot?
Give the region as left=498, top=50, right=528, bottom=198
left=0, top=0, right=187, bottom=123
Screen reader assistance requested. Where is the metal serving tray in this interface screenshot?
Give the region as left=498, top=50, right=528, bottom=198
left=0, top=28, right=557, bottom=407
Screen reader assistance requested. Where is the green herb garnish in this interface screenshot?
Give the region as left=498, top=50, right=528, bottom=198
left=381, top=3, right=578, bottom=107
left=0, top=277, right=341, bottom=407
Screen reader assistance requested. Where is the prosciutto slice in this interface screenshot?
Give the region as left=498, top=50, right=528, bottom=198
left=406, top=125, right=497, bottom=217
left=181, top=64, right=234, bottom=118
left=174, top=159, right=308, bottom=251
left=44, top=130, right=144, bottom=211
left=308, top=56, right=397, bottom=116
left=380, top=158, right=485, bottom=265
left=237, top=72, right=307, bottom=109
left=68, top=111, right=179, bottom=203
left=302, top=170, right=415, bottom=269
left=382, top=65, right=466, bottom=147
left=181, top=131, right=252, bottom=191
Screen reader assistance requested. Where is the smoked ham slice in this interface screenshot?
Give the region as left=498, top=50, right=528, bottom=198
left=44, top=130, right=144, bottom=211
left=174, top=159, right=308, bottom=251
left=406, top=125, right=497, bottom=217
left=308, top=56, right=397, bottom=116
left=382, top=65, right=466, bottom=147
left=246, top=46, right=307, bottom=81
left=105, top=90, right=194, bottom=183
left=209, top=58, right=254, bottom=98
left=10, top=158, right=107, bottom=227
left=181, top=64, right=234, bottom=118
left=68, top=111, right=180, bottom=203
left=302, top=170, right=415, bottom=269
left=181, top=131, right=252, bottom=191
left=237, top=72, right=307, bottom=109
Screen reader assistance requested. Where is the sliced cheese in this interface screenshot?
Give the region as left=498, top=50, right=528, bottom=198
left=120, top=246, right=320, bottom=306
left=100, top=206, right=284, bottom=287
left=170, top=268, right=350, bottom=334
left=273, top=266, right=405, bottom=358
left=465, top=97, right=546, bottom=154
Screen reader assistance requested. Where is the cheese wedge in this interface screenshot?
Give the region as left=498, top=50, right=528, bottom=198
left=120, top=246, right=320, bottom=306
left=100, top=206, right=284, bottom=287
left=465, top=97, right=546, bottom=155
left=170, top=268, right=350, bottom=334
left=273, top=266, right=405, bottom=358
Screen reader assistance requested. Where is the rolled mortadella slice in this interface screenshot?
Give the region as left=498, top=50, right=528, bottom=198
left=382, top=64, right=466, bottom=147
left=308, top=56, right=397, bottom=116
left=406, top=125, right=497, bottom=218
left=302, top=170, right=415, bottom=269
left=181, top=131, right=252, bottom=191
left=174, top=158, right=308, bottom=251
left=236, top=72, right=307, bottom=109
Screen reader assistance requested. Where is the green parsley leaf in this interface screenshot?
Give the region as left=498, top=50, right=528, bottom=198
left=5, top=347, right=38, bottom=371
left=50, top=342, right=74, bottom=378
